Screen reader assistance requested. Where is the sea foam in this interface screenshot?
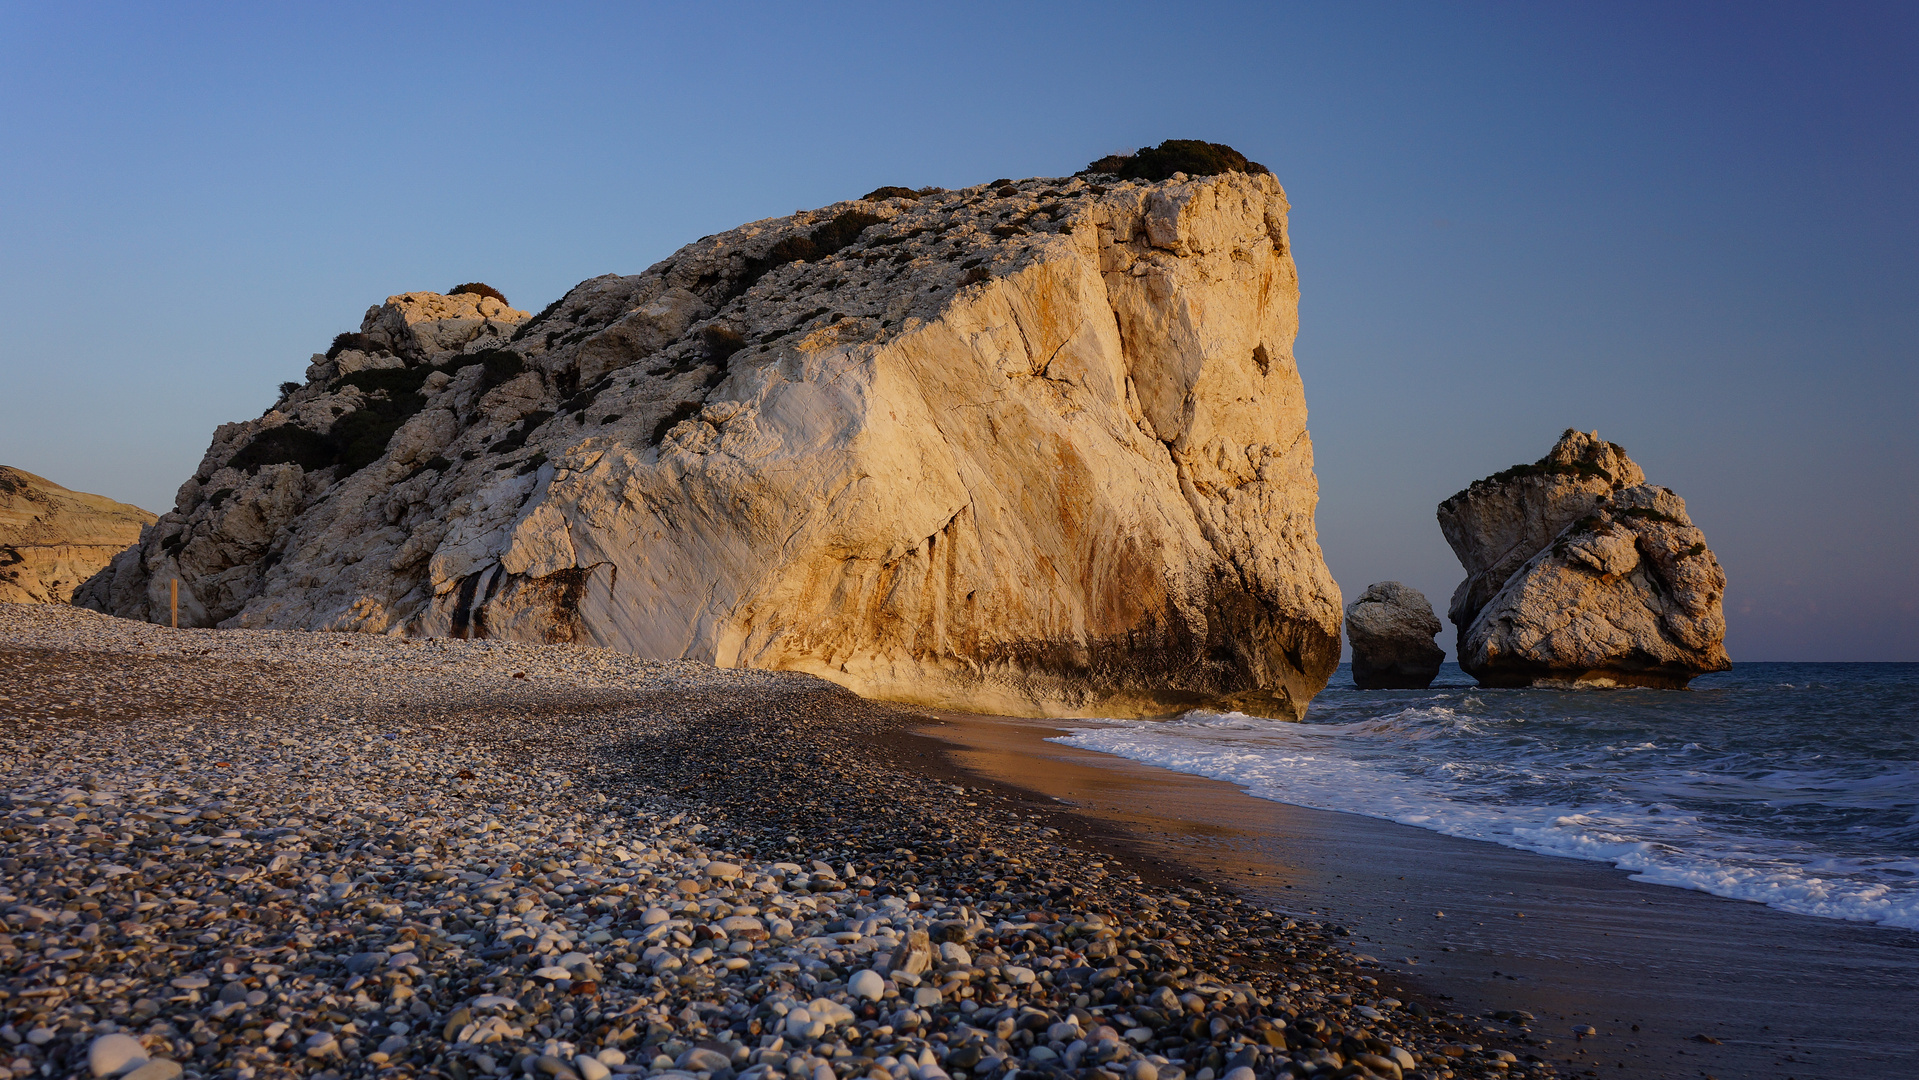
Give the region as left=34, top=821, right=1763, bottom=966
left=1051, top=663, right=1919, bottom=930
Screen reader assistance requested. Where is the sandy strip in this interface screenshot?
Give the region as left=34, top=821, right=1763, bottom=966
left=900, top=712, right=1919, bottom=1080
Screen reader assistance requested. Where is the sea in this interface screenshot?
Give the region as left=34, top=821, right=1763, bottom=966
left=1050, top=663, right=1919, bottom=930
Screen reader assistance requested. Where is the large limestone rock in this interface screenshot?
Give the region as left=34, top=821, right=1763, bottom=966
left=81, top=168, right=1343, bottom=719
left=1438, top=429, right=1644, bottom=641
left=1344, top=581, right=1445, bottom=689
left=1439, top=431, right=1729, bottom=687
left=0, top=467, right=155, bottom=605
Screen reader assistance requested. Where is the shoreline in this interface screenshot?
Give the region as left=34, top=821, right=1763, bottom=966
left=1, top=605, right=1553, bottom=1080
left=5, top=605, right=1911, bottom=1080
left=898, top=711, right=1919, bottom=1080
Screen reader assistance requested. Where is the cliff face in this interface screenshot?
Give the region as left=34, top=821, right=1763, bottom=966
left=82, top=170, right=1343, bottom=719
left=1439, top=430, right=1730, bottom=688
left=0, top=467, right=155, bottom=605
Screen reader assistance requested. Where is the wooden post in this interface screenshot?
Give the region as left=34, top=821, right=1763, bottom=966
left=170, top=579, right=178, bottom=629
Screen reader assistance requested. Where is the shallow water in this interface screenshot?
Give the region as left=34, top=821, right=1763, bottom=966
left=1052, top=663, right=1919, bottom=929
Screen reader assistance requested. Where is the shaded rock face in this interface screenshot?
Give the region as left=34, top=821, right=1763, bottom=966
left=1344, top=582, right=1444, bottom=690
left=82, top=170, right=1344, bottom=719
left=0, top=467, right=155, bottom=604
left=1439, top=431, right=1730, bottom=688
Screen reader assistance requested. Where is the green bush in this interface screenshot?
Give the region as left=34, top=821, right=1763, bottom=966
left=227, top=424, right=338, bottom=472
left=511, top=295, right=568, bottom=342
left=278, top=381, right=302, bottom=398
left=447, top=282, right=509, bottom=306
left=560, top=376, right=613, bottom=415
left=702, top=325, right=747, bottom=362
left=742, top=211, right=886, bottom=290
left=1082, top=140, right=1270, bottom=182
left=458, top=348, right=526, bottom=392
left=488, top=410, right=555, bottom=455
left=326, top=332, right=388, bottom=360
left=235, top=357, right=481, bottom=476
left=651, top=401, right=703, bottom=445
left=407, top=456, right=453, bottom=480
left=862, top=186, right=921, bottom=201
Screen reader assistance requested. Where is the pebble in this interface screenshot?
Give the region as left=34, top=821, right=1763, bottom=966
left=849, top=968, right=886, bottom=1001
left=120, top=1062, right=182, bottom=1080
left=85, top=1033, right=146, bottom=1077
left=0, top=605, right=1573, bottom=1080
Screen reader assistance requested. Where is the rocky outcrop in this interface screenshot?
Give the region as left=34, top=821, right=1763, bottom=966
left=0, top=467, right=155, bottom=604
left=81, top=166, right=1344, bottom=719
left=1439, top=431, right=1729, bottom=687
left=1344, top=582, right=1445, bottom=689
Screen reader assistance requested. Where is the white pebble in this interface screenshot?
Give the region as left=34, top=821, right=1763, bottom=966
left=849, top=969, right=887, bottom=1001
left=88, top=1033, right=148, bottom=1078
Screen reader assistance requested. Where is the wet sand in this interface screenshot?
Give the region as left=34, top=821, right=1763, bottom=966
left=897, top=711, right=1919, bottom=1080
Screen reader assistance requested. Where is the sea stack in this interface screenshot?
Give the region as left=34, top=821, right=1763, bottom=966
left=81, top=149, right=1344, bottom=720
left=1438, top=430, right=1730, bottom=688
left=0, top=467, right=155, bottom=605
left=1344, top=581, right=1445, bottom=689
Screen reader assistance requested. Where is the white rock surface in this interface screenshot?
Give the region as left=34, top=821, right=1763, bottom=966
left=86, top=1033, right=148, bottom=1078
left=1441, top=431, right=1730, bottom=687
left=0, top=466, right=155, bottom=605
left=1343, top=581, right=1444, bottom=689
left=80, top=172, right=1342, bottom=719
left=1437, top=429, right=1644, bottom=648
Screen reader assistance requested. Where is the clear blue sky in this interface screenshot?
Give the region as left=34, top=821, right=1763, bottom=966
left=2, top=2, right=1913, bottom=661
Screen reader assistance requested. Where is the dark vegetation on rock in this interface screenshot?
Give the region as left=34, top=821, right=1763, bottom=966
left=651, top=400, right=704, bottom=445
left=1083, top=140, right=1270, bottom=182
left=745, top=210, right=887, bottom=289
left=229, top=349, right=531, bottom=477
left=1439, top=429, right=1627, bottom=511
left=446, top=282, right=509, bottom=305
left=325, top=332, right=390, bottom=361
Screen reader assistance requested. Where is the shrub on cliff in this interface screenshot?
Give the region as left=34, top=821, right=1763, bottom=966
left=325, top=332, right=388, bottom=360
left=701, top=325, right=747, bottom=362
left=447, top=282, right=509, bottom=305
left=742, top=210, right=885, bottom=290
left=1083, top=140, right=1269, bottom=182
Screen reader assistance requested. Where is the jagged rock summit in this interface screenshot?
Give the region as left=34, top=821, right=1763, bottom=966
left=83, top=156, right=1345, bottom=719
left=1438, top=430, right=1730, bottom=688
left=0, top=467, right=155, bottom=605
left=1344, top=581, right=1445, bottom=690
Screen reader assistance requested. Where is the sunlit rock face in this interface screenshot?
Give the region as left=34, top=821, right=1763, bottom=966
left=1439, top=430, right=1729, bottom=688
left=0, top=467, right=154, bottom=605
left=82, top=171, right=1343, bottom=719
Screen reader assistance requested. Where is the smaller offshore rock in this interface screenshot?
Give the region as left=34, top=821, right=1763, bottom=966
left=1461, top=483, right=1730, bottom=687
left=0, top=466, right=155, bottom=604
left=1344, top=581, right=1445, bottom=689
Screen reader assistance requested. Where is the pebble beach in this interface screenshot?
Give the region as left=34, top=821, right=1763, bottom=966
left=1, top=606, right=1554, bottom=1080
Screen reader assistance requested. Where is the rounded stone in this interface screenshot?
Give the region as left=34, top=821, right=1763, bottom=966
left=88, top=1033, right=148, bottom=1078
left=850, top=969, right=887, bottom=1001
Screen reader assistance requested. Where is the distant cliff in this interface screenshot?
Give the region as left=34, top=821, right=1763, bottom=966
left=0, top=467, right=154, bottom=605
left=83, top=148, right=1344, bottom=719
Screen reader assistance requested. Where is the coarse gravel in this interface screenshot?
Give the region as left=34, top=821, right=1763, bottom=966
left=1, top=605, right=1554, bottom=1080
